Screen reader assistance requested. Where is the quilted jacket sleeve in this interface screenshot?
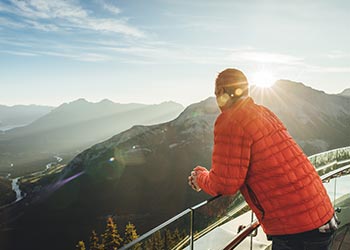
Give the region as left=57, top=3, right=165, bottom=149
left=196, top=114, right=253, bottom=196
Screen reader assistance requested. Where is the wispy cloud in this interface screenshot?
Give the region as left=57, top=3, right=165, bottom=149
left=0, top=50, right=38, bottom=57
left=229, top=49, right=304, bottom=65
left=8, top=0, right=88, bottom=19
left=0, top=36, right=113, bottom=62
left=103, top=44, right=216, bottom=64
left=0, top=0, right=143, bottom=37
left=310, top=66, right=350, bottom=73
left=76, top=17, right=144, bottom=36
left=100, top=1, right=121, bottom=15
left=0, top=16, right=26, bottom=29
left=163, top=11, right=234, bottom=32
left=325, top=50, right=349, bottom=59
left=24, top=19, right=60, bottom=32
left=39, top=50, right=112, bottom=62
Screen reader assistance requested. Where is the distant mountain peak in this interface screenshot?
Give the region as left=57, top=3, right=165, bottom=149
left=53, top=98, right=90, bottom=112
left=174, top=97, right=218, bottom=128
left=98, top=99, right=115, bottom=104
left=70, top=98, right=89, bottom=104
left=159, top=100, right=180, bottom=105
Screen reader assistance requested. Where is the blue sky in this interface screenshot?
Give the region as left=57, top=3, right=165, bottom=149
left=1, top=0, right=350, bottom=107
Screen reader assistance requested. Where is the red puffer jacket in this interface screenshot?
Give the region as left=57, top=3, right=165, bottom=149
left=196, top=97, right=334, bottom=235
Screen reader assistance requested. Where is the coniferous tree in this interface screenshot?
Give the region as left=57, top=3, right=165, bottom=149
left=89, top=230, right=101, bottom=250
left=124, top=222, right=141, bottom=250
left=97, top=241, right=105, bottom=250
left=173, top=228, right=183, bottom=243
left=152, top=231, right=165, bottom=250
left=165, top=229, right=176, bottom=249
left=76, top=241, right=86, bottom=250
left=143, top=238, right=154, bottom=249
left=102, top=217, right=123, bottom=250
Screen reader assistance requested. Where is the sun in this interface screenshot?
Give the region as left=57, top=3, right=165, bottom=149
left=250, top=70, right=277, bottom=88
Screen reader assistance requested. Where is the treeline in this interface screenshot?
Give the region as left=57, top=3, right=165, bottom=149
left=75, top=217, right=140, bottom=250
left=75, top=217, right=187, bottom=250
left=138, top=228, right=187, bottom=250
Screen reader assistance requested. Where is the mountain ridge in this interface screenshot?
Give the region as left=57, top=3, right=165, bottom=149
left=0, top=100, right=184, bottom=176
left=0, top=104, right=54, bottom=131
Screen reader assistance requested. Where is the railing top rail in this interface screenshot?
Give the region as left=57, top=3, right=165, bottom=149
left=190, top=194, right=222, bottom=210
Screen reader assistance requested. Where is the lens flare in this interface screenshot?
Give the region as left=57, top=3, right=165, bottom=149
left=235, top=88, right=243, bottom=96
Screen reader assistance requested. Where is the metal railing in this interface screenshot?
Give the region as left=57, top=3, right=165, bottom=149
left=120, top=146, right=350, bottom=250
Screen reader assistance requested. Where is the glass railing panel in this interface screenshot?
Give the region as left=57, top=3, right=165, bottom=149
left=193, top=194, right=247, bottom=234
left=188, top=193, right=250, bottom=249
left=119, top=209, right=192, bottom=250
left=324, top=175, right=350, bottom=204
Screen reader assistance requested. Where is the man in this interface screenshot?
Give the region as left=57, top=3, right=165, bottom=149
left=188, top=68, right=337, bottom=250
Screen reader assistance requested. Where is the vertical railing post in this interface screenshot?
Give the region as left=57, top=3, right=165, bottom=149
left=190, top=208, right=194, bottom=250
left=250, top=211, right=254, bottom=250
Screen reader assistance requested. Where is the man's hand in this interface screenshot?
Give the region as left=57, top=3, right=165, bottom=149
left=188, top=166, right=208, bottom=192
left=188, top=171, right=201, bottom=192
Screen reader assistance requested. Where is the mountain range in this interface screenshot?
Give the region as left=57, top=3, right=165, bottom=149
left=0, top=99, right=184, bottom=176
left=0, top=104, right=53, bottom=131
left=0, top=80, right=349, bottom=250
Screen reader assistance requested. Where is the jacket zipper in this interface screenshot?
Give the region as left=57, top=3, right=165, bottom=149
left=246, top=184, right=265, bottom=220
